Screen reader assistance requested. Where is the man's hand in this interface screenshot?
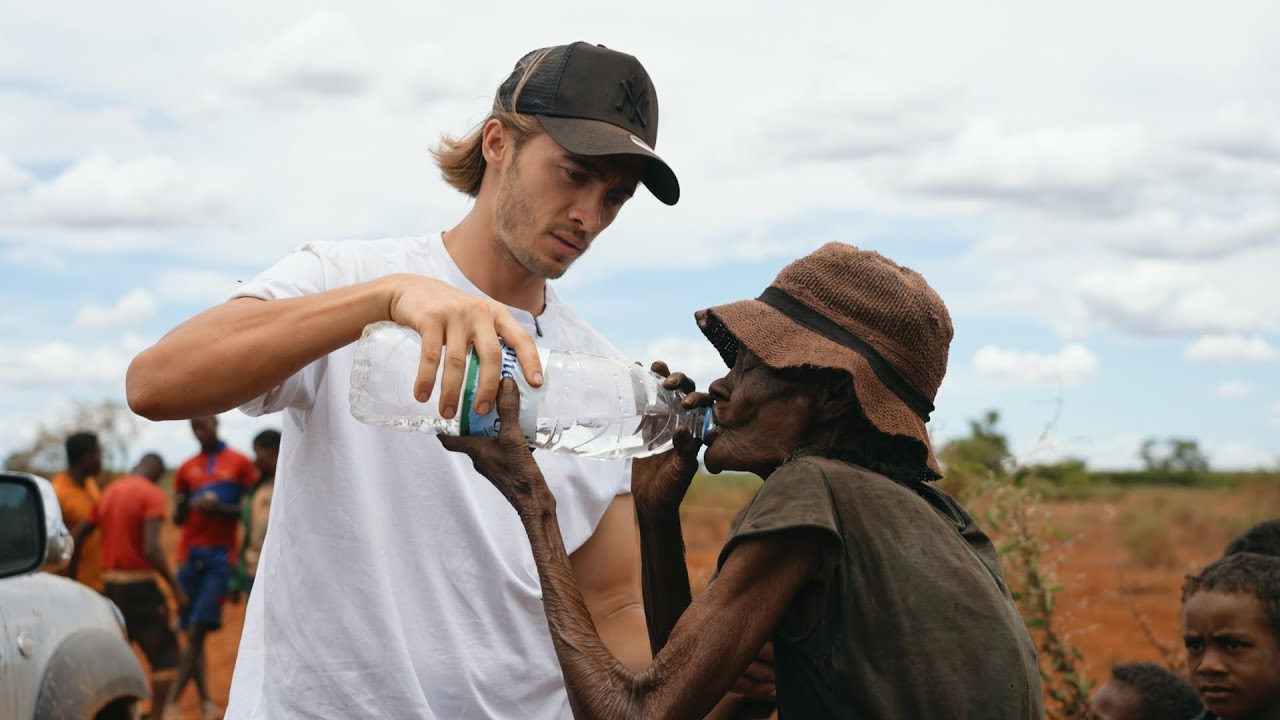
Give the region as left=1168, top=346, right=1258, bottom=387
left=193, top=491, right=219, bottom=511
left=438, top=377, right=552, bottom=517
left=731, top=641, right=776, bottom=701
left=631, top=361, right=709, bottom=512
left=383, top=274, right=544, bottom=421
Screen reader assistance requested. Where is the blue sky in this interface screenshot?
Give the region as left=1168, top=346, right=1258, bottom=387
left=2, top=1, right=1278, bottom=471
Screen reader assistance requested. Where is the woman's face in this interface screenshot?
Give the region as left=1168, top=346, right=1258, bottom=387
left=703, top=347, right=819, bottom=478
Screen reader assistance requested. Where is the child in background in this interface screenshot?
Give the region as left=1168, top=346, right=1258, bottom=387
left=1087, top=661, right=1201, bottom=720
left=229, top=429, right=279, bottom=603
left=1182, top=552, right=1280, bottom=720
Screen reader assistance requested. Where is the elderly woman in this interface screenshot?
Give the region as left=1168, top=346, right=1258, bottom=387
left=441, top=243, right=1044, bottom=719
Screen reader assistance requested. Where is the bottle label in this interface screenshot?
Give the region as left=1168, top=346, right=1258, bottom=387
left=459, top=342, right=538, bottom=441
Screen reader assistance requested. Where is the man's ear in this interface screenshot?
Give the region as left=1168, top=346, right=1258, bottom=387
left=481, top=118, right=509, bottom=167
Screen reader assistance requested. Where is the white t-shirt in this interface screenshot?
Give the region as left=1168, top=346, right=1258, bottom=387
left=225, top=235, right=632, bottom=719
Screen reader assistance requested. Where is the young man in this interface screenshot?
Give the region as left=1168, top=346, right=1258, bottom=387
left=52, top=431, right=104, bottom=591
left=1183, top=552, right=1280, bottom=720
left=69, top=453, right=188, bottom=720
left=229, top=428, right=279, bottom=603
left=1087, top=661, right=1202, bottom=720
left=170, top=415, right=258, bottom=719
left=126, top=42, right=680, bottom=717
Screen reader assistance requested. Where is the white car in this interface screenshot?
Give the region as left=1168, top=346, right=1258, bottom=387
left=0, top=471, right=148, bottom=720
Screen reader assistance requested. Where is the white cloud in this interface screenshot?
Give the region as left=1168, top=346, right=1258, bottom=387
left=215, top=11, right=372, bottom=103
left=910, top=120, right=1148, bottom=216
left=2, top=245, right=67, bottom=272
left=1186, top=334, right=1279, bottom=364
left=0, top=340, right=134, bottom=387
left=24, top=153, right=225, bottom=229
left=1075, top=261, right=1269, bottom=336
left=154, top=269, right=247, bottom=304
left=972, top=343, right=1098, bottom=386
left=1213, top=381, right=1254, bottom=398
left=0, top=152, right=32, bottom=193
left=1207, top=440, right=1272, bottom=470
left=74, top=289, right=156, bottom=331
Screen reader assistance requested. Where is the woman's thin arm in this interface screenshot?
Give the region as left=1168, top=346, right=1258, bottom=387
left=635, top=502, right=692, bottom=654
left=520, top=493, right=821, bottom=720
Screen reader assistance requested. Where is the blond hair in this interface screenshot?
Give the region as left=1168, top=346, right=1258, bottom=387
left=432, top=49, right=554, bottom=197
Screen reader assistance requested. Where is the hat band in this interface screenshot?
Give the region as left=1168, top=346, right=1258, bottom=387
left=757, top=286, right=935, bottom=421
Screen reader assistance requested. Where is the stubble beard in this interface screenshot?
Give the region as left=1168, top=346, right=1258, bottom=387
left=493, top=155, right=568, bottom=280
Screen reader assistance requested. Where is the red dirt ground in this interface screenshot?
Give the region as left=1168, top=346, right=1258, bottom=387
left=148, top=484, right=1277, bottom=718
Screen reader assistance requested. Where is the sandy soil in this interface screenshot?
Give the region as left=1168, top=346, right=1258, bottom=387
left=148, top=484, right=1277, bottom=717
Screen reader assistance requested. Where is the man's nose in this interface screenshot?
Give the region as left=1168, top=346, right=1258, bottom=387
left=568, top=192, right=606, bottom=234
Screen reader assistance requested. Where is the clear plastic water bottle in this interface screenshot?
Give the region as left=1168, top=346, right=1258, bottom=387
left=349, top=321, right=713, bottom=460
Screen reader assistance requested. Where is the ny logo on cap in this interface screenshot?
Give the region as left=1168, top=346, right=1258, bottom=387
left=615, top=78, right=649, bottom=128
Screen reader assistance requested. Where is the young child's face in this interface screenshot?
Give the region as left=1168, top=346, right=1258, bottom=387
left=1183, top=589, right=1280, bottom=719
left=1088, top=679, right=1142, bottom=720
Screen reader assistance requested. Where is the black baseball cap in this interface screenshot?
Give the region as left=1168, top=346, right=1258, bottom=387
left=497, top=42, right=679, bottom=205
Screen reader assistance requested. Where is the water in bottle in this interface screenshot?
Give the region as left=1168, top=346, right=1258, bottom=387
left=349, top=321, right=713, bottom=460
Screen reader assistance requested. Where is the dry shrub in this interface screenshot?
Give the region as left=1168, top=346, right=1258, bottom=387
left=1121, top=513, right=1178, bottom=569
left=979, top=478, right=1092, bottom=720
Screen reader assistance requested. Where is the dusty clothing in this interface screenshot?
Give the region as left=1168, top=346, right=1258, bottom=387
left=52, top=472, right=103, bottom=591
left=717, top=456, right=1043, bottom=719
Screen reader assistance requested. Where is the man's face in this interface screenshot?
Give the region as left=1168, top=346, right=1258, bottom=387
left=1087, top=679, right=1144, bottom=720
left=191, top=418, right=218, bottom=450
left=254, top=445, right=278, bottom=477
left=84, top=444, right=103, bottom=477
left=1184, top=589, right=1280, bottom=719
left=702, top=348, right=818, bottom=477
left=492, top=131, right=642, bottom=280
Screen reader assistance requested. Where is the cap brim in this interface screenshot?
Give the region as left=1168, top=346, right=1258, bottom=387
left=536, top=115, right=680, bottom=206
left=696, top=301, right=942, bottom=479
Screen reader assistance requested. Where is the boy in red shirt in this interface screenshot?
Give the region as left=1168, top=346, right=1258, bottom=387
left=171, top=415, right=257, bottom=718
left=70, top=453, right=187, bottom=720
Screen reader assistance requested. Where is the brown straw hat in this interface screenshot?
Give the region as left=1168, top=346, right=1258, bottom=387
left=695, top=242, right=954, bottom=477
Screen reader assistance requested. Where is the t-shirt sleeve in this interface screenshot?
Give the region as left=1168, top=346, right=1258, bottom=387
left=232, top=243, right=331, bottom=415
left=716, top=458, right=844, bottom=573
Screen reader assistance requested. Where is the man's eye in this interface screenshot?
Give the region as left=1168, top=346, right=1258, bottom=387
left=565, top=169, right=588, bottom=184
left=1185, top=639, right=1202, bottom=651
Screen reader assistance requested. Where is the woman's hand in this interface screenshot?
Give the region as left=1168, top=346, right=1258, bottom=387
left=631, top=361, right=710, bottom=512
left=438, top=377, right=553, bottom=518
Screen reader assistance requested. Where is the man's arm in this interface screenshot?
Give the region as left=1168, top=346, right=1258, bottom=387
left=126, top=273, right=542, bottom=421
left=568, top=494, right=651, bottom=672
left=66, top=520, right=96, bottom=579
left=143, top=518, right=187, bottom=609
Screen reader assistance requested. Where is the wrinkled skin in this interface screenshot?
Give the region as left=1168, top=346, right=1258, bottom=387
left=441, top=356, right=831, bottom=719
left=702, top=349, right=825, bottom=478
left=1183, top=590, right=1280, bottom=720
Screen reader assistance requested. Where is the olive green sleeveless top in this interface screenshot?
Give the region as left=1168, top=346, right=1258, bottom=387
left=717, top=456, right=1044, bottom=719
